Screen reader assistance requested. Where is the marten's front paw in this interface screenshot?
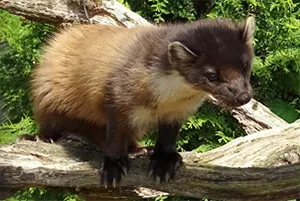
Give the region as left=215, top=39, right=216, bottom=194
left=148, top=151, right=183, bottom=183
left=101, top=156, right=129, bottom=188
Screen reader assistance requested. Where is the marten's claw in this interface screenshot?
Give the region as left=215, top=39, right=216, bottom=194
left=17, top=134, right=37, bottom=142
left=148, top=170, right=153, bottom=179
left=101, top=156, right=129, bottom=188
left=165, top=173, right=170, bottom=183
left=148, top=151, right=183, bottom=183
left=122, top=166, right=128, bottom=176
left=112, top=178, right=117, bottom=188
left=17, top=134, right=56, bottom=144
left=35, top=136, right=41, bottom=142
left=155, top=176, right=161, bottom=185
left=103, top=179, right=108, bottom=189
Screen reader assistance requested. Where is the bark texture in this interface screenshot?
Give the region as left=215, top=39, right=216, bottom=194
left=231, top=99, right=288, bottom=134
left=1, top=121, right=300, bottom=200
left=0, top=0, right=150, bottom=27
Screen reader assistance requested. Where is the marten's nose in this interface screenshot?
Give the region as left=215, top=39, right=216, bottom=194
left=236, top=92, right=251, bottom=105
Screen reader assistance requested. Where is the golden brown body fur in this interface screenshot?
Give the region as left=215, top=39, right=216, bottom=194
left=31, top=18, right=255, bottom=185
left=32, top=25, right=207, bottom=146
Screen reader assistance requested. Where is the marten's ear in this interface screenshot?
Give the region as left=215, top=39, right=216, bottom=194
left=168, top=42, right=197, bottom=64
left=241, top=17, right=255, bottom=43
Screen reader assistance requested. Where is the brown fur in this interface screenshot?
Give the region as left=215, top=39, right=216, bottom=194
left=32, top=18, right=254, bottom=153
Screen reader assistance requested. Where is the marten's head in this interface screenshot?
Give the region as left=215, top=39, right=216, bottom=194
left=168, top=17, right=254, bottom=107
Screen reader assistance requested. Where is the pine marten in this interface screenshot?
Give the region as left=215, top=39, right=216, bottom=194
left=29, top=17, right=254, bottom=186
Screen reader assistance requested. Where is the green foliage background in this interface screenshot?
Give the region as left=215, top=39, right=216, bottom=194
left=0, top=10, right=54, bottom=122
left=0, top=0, right=299, bottom=200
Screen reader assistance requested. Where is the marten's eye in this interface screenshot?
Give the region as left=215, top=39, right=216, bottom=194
left=205, top=72, right=218, bottom=82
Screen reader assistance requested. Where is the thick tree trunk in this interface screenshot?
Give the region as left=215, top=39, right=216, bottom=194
left=1, top=121, right=300, bottom=201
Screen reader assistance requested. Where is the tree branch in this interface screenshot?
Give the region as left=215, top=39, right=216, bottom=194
left=1, top=121, right=300, bottom=200
left=230, top=99, right=288, bottom=134
left=0, top=0, right=150, bottom=27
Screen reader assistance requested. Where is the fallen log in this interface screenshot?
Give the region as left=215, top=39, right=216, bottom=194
left=1, top=120, right=299, bottom=200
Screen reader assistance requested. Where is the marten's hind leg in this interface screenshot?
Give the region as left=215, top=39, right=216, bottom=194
left=128, top=138, right=154, bottom=157
left=18, top=113, right=63, bottom=143
left=19, top=113, right=106, bottom=147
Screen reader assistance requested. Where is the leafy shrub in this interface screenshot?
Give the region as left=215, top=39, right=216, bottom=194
left=118, top=0, right=198, bottom=22
left=0, top=115, right=37, bottom=144
left=5, top=187, right=83, bottom=201
left=208, top=0, right=300, bottom=122
left=180, top=103, right=245, bottom=152
left=0, top=10, right=54, bottom=123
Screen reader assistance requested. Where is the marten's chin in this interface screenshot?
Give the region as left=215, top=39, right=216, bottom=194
left=208, top=95, right=252, bottom=109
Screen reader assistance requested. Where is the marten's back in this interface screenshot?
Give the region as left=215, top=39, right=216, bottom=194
left=32, top=25, right=152, bottom=126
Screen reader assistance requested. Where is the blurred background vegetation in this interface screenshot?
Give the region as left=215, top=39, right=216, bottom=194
left=0, top=0, right=299, bottom=200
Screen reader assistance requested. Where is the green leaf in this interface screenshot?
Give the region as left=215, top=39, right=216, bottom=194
left=268, top=99, right=299, bottom=123
left=248, top=0, right=257, bottom=6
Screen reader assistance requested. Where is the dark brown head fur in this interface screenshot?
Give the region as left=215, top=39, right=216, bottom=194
left=166, top=17, right=254, bottom=107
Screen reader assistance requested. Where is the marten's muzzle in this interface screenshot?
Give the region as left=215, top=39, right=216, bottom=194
left=209, top=78, right=253, bottom=108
